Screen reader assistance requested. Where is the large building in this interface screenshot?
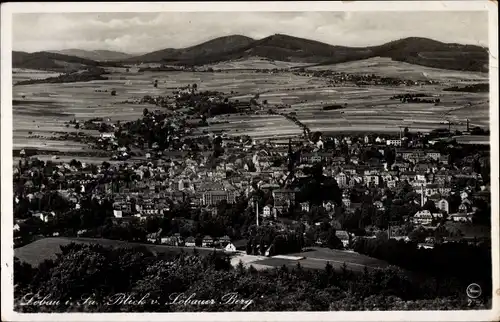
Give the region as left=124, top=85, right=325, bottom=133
left=386, top=139, right=402, bottom=147
left=202, top=190, right=237, bottom=206
left=272, top=189, right=297, bottom=213
left=335, top=172, right=348, bottom=187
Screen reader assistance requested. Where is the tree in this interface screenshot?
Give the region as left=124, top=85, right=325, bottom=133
left=325, top=228, right=343, bottom=250
left=422, top=200, right=437, bottom=213
left=143, top=108, right=149, bottom=117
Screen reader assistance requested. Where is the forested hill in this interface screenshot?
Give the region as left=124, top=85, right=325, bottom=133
left=123, top=34, right=488, bottom=72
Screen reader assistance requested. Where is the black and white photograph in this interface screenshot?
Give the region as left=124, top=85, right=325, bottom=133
left=1, top=2, right=498, bottom=321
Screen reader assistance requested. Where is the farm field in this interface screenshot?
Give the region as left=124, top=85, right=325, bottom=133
left=12, top=68, right=63, bottom=82
left=203, top=56, right=311, bottom=70
left=308, top=57, right=489, bottom=83
left=12, top=62, right=490, bottom=153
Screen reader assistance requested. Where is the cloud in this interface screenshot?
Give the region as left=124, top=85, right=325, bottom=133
left=12, top=11, right=488, bottom=53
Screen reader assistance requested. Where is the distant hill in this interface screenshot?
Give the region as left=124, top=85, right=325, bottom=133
left=124, top=35, right=256, bottom=63
left=124, top=34, right=488, bottom=72
left=368, top=37, right=488, bottom=72
left=47, top=49, right=134, bottom=61
left=12, top=51, right=122, bottom=72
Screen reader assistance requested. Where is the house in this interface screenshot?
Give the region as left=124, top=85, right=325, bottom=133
left=426, top=151, right=441, bottom=161
left=202, top=235, right=214, bottom=247
left=335, top=230, right=351, bottom=248
left=364, top=175, right=379, bottom=187
left=432, top=212, right=444, bottom=219
left=160, top=236, right=182, bottom=246
left=458, top=202, right=472, bottom=214
left=323, top=200, right=335, bottom=212
left=386, top=139, right=402, bottom=147
left=300, top=202, right=310, bottom=213
left=185, top=236, right=196, bottom=247
left=202, top=190, right=236, bottom=206
left=449, top=213, right=472, bottom=222
left=272, top=189, right=296, bottom=213
left=342, top=165, right=357, bottom=175
left=436, top=199, right=449, bottom=214
left=413, top=210, right=434, bottom=225
left=32, top=212, right=54, bottom=223
left=219, top=235, right=231, bottom=247
left=425, top=184, right=439, bottom=196
left=373, top=200, right=385, bottom=211
left=342, top=197, right=351, bottom=209
left=335, top=172, right=348, bottom=187
left=262, top=205, right=273, bottom=218
left=437, top=185, right=452, bottom=196
left=147, top=229, right=162, bottom=243
left=174, top=233, right=184, bottom=246
left=100, top=132, right=115, bottom=139
left=225, top=242, right=237, bottom=252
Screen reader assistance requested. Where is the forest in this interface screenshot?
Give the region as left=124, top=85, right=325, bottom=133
left=14, top=242, right=490, bottom=312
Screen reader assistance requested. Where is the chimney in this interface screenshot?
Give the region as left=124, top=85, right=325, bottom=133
left=421, top=184, right=425, bottom=207
left=256, top=200, right=259, bottom=227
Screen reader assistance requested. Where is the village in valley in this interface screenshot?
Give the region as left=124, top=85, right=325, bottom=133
left=13, top=81, right=491, bottom=266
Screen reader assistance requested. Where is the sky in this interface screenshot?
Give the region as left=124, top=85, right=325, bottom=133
left=12, top=11, right=489, bottom=54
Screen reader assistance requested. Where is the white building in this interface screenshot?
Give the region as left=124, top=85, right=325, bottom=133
left=413, top=210, right=433, bottom=225
left=225, top=243, right=237, bottom=252
left=300, top=202, right=310, bottom=213
left=100, top=132, right=115, bottom=139
left=262, top=205, right=272, bottom=218
left=386, top=139, right=402, bottom=147
left=436, top=199, right=449, bottom=213
left=336, top=172, right=348, bottom=187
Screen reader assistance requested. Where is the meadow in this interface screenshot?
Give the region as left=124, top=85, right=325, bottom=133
left=12, top=58, right=490, bottom=154
left=15, top=237, right=388, bottom=273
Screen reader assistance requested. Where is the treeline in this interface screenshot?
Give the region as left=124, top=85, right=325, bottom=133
left=322, top=104, right=345, bottom=111
left=15, top=68, right=108, bottom=86
left=443, top=83, right=489, bottom=93
left=13, top=243, right=490, bottom=312
left=390, top=93, right=439, bottom=104
left=353, top=237, right=492, bottom=298
left=138, top=66, right=183, bottom=72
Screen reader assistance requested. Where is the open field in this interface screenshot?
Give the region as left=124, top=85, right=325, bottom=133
left=15, top=237, right=388, bottom=273
left=14, top=237, right=234, bottom=267
left=13, top=62, right=489, bottom=151
left=12, top=68, right=63, bottom=82
left=252, top=247, right=389, bottom=272
left=308, top=57, right=489, bottom=83
left=203, top=57, right=310, bottom=70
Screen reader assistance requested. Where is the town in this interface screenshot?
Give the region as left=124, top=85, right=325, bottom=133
left=13, top=84, right=491, bottom=259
